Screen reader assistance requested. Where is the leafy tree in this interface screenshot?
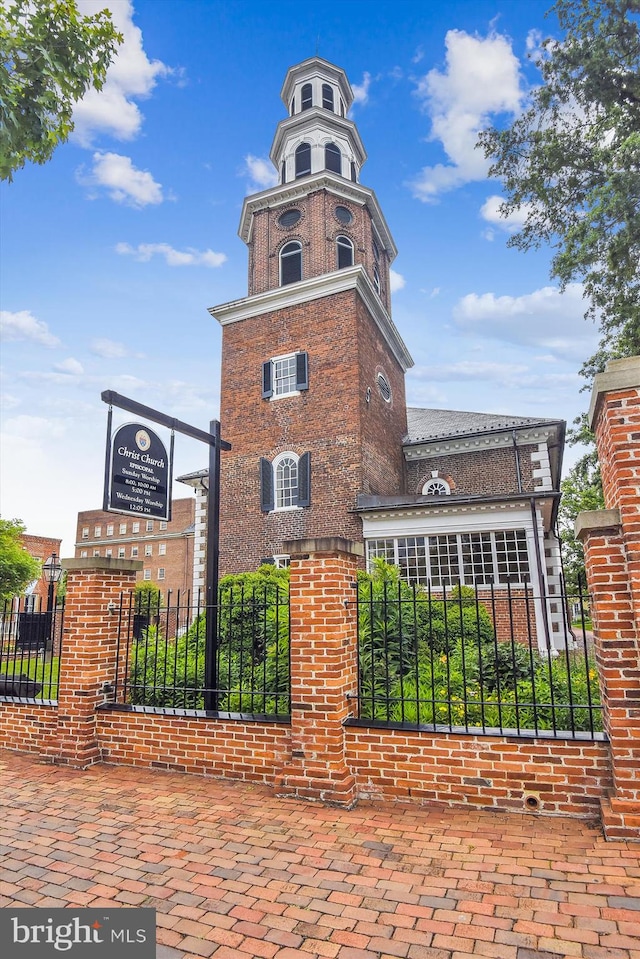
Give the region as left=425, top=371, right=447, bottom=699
left=478, top=0, right=640, bottom=380
left=0, top=0, right=123, bottom=181
left=134, top=579, right=162, bottom=610
left=558, top=426, right=605, bottom=590
left=0, top=518, right=41, bottom=601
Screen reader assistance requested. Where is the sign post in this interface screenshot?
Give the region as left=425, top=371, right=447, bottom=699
left=101, top=391, right=230, bottom=712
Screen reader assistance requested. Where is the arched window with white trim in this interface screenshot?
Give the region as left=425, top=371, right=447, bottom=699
left=325, top=142, right=341, bottom=175
left=301, top=83, right=312, bottom=111
left=336, top=235, right=354, bottom=269
left=295, top=142, right=311, bottom=178
left=280, top=241, right=302, bottom=285
left=260, top=452, right=311, bottom=511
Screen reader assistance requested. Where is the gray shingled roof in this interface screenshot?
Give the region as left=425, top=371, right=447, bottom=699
left=405, top=407, right=560, bottom=444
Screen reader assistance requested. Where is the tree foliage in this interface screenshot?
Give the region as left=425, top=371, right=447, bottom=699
left=0, top=0, right=123, bottom=181
left=0, top=518, right=41, bottom=601
left=478, top=0, right=640, bottom=379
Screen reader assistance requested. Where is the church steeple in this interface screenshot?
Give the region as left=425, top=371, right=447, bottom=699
left=237, top=57, right=398, bottom=317
left=211, top=57, right=412, bottom=575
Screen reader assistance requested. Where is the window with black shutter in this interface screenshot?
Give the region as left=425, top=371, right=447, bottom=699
left=295, top=351, right=308, bottom=391
left=295, top=142, right=311, bottom=178
left=322, top=84, right=334, bottom=111
left=297, top=452, right=311, bottom=508
left=325, top=142, right=341, bottom=175
left=260, top=458, right=274, bottom=512
left=262, top=360, right=273, bottom=398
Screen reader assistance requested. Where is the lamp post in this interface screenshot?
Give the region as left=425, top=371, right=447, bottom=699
left=42, top=553, right=62, bottom=611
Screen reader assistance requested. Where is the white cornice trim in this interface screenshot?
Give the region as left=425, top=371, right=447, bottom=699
left=209, top=265, right=414, bottom=371
left=238, top=174, right=397, bottom=259
left=280, top=58, right=353, bottom=110
left=403, top=425, right=558, bottom=461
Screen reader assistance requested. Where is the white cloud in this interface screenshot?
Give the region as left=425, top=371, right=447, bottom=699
left=412, top=360, right=529, bottom=386
left=411, top=30, right=523, bottom=200
left=83, top=152, right=163, bottom=207
left=389, top=270, right=406, bottom=293
left=72, top=0, right=171, bottom=145
left=115, top=242, right=226, bottom=267
left=243, top=155, right=278, bottom=190
left=480, top=194, right=531, bottom=233
left=0, top=310, right=61, bottom=348
left=54, top=358, right=84, bottom=376
left=90, top=337, right=129, bottom=359
left=351, top=71, right=372, bottom=106
left=453, top=283, right=599, bottom=361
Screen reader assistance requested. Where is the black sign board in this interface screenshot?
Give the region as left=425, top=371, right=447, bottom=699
left=105, top=422, right=172, bottom=520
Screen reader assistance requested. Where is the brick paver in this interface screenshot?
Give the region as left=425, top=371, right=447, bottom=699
left=0, top=750, right=639, bottom=958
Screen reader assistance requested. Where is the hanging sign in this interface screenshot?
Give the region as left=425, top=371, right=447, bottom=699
left=105, top=422, right=172, bottom=520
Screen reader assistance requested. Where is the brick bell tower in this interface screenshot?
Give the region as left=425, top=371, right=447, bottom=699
left=210, top=57, right=413, bottom=573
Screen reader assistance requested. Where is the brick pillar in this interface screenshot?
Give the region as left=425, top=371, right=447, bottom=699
left=47, top=558, right=141, bottom=769
left=576, top=356, right=640, bottom=840
left=275, top=537, right=362, bottom=806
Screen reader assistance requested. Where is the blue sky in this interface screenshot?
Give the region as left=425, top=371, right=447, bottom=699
left=1, top=0, right=600, bottom=555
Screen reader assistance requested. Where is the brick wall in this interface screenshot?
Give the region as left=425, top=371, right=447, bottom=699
left=0, top=545, right=621, bottom=826
left=406, top=445, right=536, bottom=497
left=576, top=356, right=640, bottom=840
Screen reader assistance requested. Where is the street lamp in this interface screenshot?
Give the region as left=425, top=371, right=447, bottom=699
left=42, top=553, right=62, bottom=612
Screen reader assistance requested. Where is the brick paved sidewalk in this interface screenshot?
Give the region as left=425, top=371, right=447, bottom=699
left=0, top=750, right=638, bottom=959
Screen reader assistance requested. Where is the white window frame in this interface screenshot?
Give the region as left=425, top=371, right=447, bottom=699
left=145, top=544, right=152, bottom=556
left=157, top=568, right=165, bottom=581
left=132, top=522, right=140, bottom=533
left=422, top=477, right=451, bottom=496
left=273, top=451, right=300, bottom=511
left=131, top=546, right=139, bottom=558
left=118, top=547, right=125, bottom=558
left=159, top=520, right=168, bottom=530
left=158, top=543, right=166, bottom=556
left=143, top=569, right=151, bottom=581
left=106, top=524, right=114, bottom=536
left=119, top=523, right=127, bottom=535
left=94, top=526, right=101, bottom=537
left=146, top=520, right=154, bottom=532
left=81, top=527, right=89, bottom=539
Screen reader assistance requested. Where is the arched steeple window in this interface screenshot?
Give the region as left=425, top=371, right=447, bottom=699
left=322, top=84, right=334, bottom=111
left=295, top=142, right=311, bottom=178
left=325, top=142, right=341, bottom=175
left=280, top=241, right=302, bottom=285
left=336, top=235, right=354, bottom=270
left=301, top=83, right=312, bottom=111
left=373, top=265, right=381, bottom=295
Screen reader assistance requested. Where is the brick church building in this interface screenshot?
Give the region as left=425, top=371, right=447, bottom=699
left=180, top=56, right=568, bottom=651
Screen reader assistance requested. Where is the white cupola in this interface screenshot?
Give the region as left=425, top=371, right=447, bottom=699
left=270, top=57, right=367, bottom=185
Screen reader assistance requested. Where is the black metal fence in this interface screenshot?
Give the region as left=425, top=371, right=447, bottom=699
left=355, top=576, right=602, bottom=738
left=113, top=585, right=290, bottom=717
left=0, top=596, right=64, bottom=701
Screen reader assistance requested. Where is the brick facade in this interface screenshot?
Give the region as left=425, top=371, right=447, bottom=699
left=406, top=444, right=537, bottom=497
left=75, top=498, right=195, bottom=598
left=19, top=533, right=62, bottom=604
left=218, top=289, right=407, bottom=573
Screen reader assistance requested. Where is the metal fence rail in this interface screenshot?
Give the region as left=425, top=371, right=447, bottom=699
left=355, top=577, right=602, bottom=739
left=113, top=585, right=290, bottom=718
left=0, top=596, right=64, bottom=702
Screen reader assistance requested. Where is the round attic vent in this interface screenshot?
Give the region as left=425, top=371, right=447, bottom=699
left=278, top=208, right=302, bottom=228
left=335, top=205, right=353, bottom=225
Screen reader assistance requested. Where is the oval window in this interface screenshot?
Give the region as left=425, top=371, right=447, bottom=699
left=335, top=205, right=353, bottom=225
left=278, top=208, right=302, bottom=228
left=377, top=372, right=392, bottom=403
